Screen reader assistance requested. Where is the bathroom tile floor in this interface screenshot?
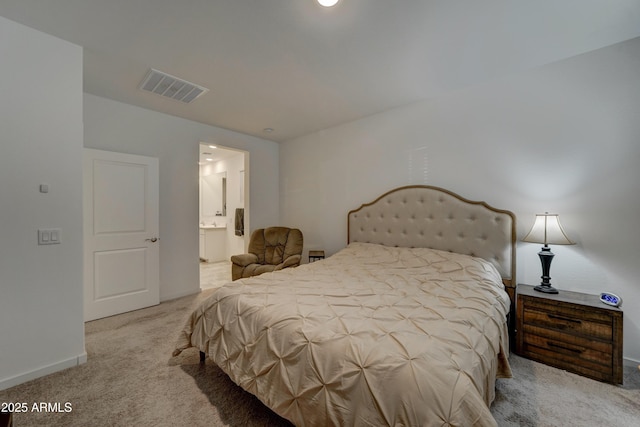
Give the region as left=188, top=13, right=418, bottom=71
left=200, top=260, right=232, bottom=290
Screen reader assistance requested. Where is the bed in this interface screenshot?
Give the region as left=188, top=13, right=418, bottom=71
left=174, top=185, right=516, bottom=426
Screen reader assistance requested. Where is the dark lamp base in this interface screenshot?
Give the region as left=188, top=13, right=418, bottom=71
left=534, top=284, right=559, bottom=294
left=534, top=246, right=559, bottom=294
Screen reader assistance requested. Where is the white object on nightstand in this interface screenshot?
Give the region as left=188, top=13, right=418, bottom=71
left=600, top=292, right=622, bottom=307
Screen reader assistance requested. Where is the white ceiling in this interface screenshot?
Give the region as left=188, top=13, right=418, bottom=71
left=1, top=1, right=639, bottom=142
left=199, top=143, right=242, bottom=165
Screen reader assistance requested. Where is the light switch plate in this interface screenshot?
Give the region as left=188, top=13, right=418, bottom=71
left=38, top=228, right=61, bottom=245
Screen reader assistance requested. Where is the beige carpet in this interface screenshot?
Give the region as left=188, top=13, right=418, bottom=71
left=1, top=287, right=639, bottom=427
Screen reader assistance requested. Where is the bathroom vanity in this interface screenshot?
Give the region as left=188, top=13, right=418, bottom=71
left=199, top=224, right=227, bottom=262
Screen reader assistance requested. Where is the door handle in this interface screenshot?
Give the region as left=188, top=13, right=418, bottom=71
left=145, top=237, right=158, bottom=243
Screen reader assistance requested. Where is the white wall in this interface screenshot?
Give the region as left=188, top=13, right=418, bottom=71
left=280, top=37, right=640, bottom=361
left=84, top=94, right=279, bottom=301
left=0, top=17, right=85, bottom=389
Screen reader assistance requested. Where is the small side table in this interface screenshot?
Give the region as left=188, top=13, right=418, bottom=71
left=516, top=284, right=623, bottom=384
left=308, top=250, right=325, bottom=263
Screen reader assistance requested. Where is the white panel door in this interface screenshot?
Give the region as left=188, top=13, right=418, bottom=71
left=83, top=149, right=159, bottom=321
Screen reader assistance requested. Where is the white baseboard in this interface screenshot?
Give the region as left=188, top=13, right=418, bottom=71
left=0, top=352, right=87, bottom=391
left=623, top=356, right=640, bottom=365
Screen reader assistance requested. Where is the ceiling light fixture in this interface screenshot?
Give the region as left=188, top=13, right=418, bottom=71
left=317, top=0, right=339, bottom=7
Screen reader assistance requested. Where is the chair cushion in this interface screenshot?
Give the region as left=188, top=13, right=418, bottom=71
left=230, top=253, right=258, bottom=267
left=242, top=263, right=278, bottom=278
left=249, top=227, right=303, bottom=266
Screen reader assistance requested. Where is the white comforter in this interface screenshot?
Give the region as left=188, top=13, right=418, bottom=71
left=174, top=242, right=512, bottom=426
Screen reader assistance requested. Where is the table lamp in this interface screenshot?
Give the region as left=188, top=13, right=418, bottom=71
left=523, top=212, right=575, bottom=294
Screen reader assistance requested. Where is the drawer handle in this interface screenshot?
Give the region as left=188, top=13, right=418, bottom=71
left=547, top=314, right=582, bottom=324
left=547, top=341, right=584, bottom=354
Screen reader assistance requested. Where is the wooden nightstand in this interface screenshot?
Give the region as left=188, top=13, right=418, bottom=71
left=516, top=284, right=623, bottom=384
left=308, top=250, right=325, bottom=263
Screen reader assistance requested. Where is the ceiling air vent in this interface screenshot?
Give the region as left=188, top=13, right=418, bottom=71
left=139, top=69, right=209, bottom=103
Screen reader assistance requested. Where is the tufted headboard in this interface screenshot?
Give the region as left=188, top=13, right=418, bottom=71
left=347, top=185, right=516, bottom=288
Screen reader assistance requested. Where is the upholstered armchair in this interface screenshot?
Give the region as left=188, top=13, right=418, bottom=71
left=231, top=227, right=303, bottom=281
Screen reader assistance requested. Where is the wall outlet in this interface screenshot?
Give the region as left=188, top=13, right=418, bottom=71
left=38, top=228, right=61, bottom=245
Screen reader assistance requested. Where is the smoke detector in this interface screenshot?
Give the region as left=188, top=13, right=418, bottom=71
left=139, top=69, right=209, bottom=103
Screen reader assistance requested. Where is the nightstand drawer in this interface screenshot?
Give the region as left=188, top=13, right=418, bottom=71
left=521, top=334, right=615, bottom=382
left=522, top=306, right=612, bottom=341
left=522, top=328, right=613, bottom=365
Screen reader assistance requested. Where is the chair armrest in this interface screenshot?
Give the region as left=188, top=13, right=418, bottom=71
left=231, top=253, right=259, bottom=267
left=274, top=254, right=301, bottom=271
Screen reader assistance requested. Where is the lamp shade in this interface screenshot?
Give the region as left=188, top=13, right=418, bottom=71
left=523, top=213, right=575, bottom=245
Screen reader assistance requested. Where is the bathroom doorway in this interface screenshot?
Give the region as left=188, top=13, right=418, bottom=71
left=198, top=143, right=248, bottom=289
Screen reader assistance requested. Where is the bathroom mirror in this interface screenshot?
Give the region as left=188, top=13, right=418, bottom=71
left=201, top=171, right=227, bottom=217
